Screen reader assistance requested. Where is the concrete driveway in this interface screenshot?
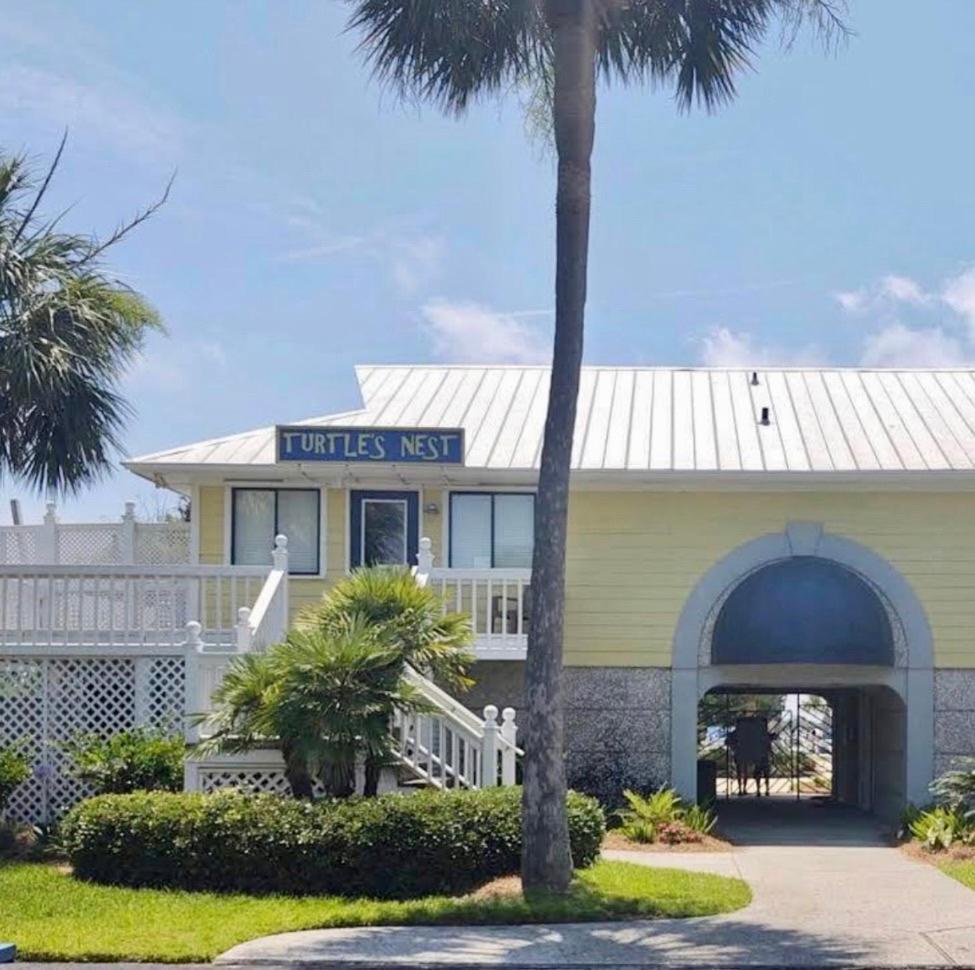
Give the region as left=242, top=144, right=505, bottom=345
left=217, top=800, right=975, bottom=967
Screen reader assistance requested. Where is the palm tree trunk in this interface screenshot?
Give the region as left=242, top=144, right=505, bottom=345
left=522, top=0, right=596, bottom=896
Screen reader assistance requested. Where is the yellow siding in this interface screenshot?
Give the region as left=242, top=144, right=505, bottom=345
left=197, top=486, right=224, bottom=565
left=565, top=491, right=975, bottom=669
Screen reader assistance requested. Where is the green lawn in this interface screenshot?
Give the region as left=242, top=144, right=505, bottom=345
left=937, top=857, right=975, bottom=891
left=0, top=859, right=750, bottom=962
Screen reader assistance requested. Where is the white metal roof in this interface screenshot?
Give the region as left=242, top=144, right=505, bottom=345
left=126, top=365, right=975, bottom=477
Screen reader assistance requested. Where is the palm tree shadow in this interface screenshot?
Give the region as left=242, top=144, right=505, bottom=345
left=221, top=917, right=872, bottom=966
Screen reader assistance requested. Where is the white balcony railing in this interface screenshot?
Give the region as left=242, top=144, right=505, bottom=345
left=414, top=538, right=530, bottom=659
left=0, top=563, right=268, bottom=650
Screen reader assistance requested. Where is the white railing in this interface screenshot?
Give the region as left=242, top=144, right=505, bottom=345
left=0, top=563, right=268, bottom=649
left=0, top=501, right=190, bottom=566
left=414, top=538, right=530, bottom=659
left=235, top=536, right=290, bottom=651
left=395, top=665, right=519, bottom=789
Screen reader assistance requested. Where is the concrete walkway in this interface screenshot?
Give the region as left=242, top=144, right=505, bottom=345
left=217, top=801, right=975, bottom=967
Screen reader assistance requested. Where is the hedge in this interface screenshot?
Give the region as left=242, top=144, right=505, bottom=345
left=61, top=786, right=605, bottom=899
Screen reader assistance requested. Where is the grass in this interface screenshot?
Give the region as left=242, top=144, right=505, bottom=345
left=0, top=859, right=750, bottom=962
left=936, top=857, right=975, bottom=891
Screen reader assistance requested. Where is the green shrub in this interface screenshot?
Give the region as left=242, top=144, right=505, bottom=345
left=62, top=786, right=604, bottom=899
left=65, top=728, right=184, bottom=795
left=909, top=805, right=973, bottom=851
left=0, top=744, right=30, bottom=815
left=931, top=759, right=975, bottom=821
left=616, top=788, right=715, bottom=844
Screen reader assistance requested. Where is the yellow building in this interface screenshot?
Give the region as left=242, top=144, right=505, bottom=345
left=128, top=364, right=975, bottom=817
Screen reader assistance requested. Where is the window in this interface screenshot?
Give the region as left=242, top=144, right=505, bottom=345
left=449, top=492, right=534, bottom=568
left=231, top=488, right=320, bottom=574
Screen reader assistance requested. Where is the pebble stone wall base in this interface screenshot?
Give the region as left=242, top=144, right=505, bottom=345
left=934, top=670, right=975, bottom=777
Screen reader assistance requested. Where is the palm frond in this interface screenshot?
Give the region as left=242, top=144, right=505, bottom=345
left=601, top=0, right=848, bottom=112
left=0, top=141, right=166, bottom=494
left=346, top=0, right=548, bottom=113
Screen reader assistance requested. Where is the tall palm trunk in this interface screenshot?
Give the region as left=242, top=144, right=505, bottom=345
left=522, top=0, right=597, bottom=896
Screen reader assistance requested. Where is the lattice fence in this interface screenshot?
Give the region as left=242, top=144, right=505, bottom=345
left=0, top=654, right=185, bottom=824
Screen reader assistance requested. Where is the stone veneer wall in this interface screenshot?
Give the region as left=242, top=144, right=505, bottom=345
left=562, top=667, right=671, bottom=805
left=461, top=662, right=672, bottom=805
left=934, top=670, right=975, bottom=777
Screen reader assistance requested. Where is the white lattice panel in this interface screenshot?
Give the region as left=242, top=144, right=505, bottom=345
left=199, top=769, right=294, bottom=796
left=58, top=526, right=124, bottom=565
left=0, top=654, right=186, bottom=824
left=135, top=524, right=190, bottom=564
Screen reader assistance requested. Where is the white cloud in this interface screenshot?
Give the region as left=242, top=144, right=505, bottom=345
left=698, top=327, right=823, bottom=367
left=276, top=212, right=445, bottom=295
left=942, top=266, right=975, bottom=335
left=125, top=339, right=228, bottom=392
left=0, top=64, right=185, bottom=165
left=860, top=323, right=966, bottom=368
left=420, top=300, right=550, bottom=364
left=834, top=273, right=932, bottom=315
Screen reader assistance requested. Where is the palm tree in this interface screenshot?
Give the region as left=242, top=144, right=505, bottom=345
left=345, top=0, right=846, bottom=892
left=0, top=137, right=168, bottom=495
left=300, top=566, right=474, bottom=794
left=195, top=617, right=427, bottom=798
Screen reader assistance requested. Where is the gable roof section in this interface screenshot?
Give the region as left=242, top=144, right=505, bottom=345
left=126, top=365, right=975, bottom=475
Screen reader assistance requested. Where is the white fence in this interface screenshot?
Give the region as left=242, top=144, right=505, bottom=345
left=0, top=501, right=190, bottom=566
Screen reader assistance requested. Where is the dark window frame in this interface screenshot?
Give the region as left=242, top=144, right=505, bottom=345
left=230, top=487, right=321, bottom=576
left=448, top=491, right=536, bottom=568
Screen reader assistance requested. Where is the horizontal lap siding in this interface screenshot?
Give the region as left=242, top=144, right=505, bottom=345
left=565, top=491, right=975, bottom=669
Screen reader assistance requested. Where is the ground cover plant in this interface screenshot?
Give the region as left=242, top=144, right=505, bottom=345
left=0, top=857, right=751, bottom=962
left=615, top=788, right=717, bottom=846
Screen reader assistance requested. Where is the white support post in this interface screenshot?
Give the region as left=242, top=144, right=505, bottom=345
left=133, top=656, right=153, bottom=726
left=121, top=500, right=137, bottom=564
left=183, top=759, right=201, bottom=793
left=500, top=707, right=518, bottom=786
left=272, top=534, right=288, bottom=572
left=41, top=502, right=58, bottom=563
left=183, top=621, right=203, bottom=743
left=481, top=705, right=500, bottom=788
left=236, top=606, right=253, bottom=652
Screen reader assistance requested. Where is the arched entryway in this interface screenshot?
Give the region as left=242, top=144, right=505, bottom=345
left=671, top=523, right=934, bottom=814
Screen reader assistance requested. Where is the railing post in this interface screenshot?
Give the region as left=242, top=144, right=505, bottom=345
left=134, top=656, right=153, bottom=726
left=236, top=606, right=253, bottom=652
left=417, top=536, right=434, bottom=575
left=272, top=534, right=288, bottom=633
left=482, top=705, right=500, bottom=788
left=41, top=502, right=58, bottom=563
left=121, top=500, right=137, bottom=564
left=183, top=621, right=204, bottom=743
left=501, top=707, right=518, bottom=786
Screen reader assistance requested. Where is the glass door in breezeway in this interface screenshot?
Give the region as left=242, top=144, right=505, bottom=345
left=698, top=692, right=834, bottom=801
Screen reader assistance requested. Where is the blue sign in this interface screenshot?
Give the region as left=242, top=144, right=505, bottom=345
left=277, top=426, right=465, bottom=464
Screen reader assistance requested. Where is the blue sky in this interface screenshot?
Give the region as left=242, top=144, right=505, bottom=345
left=2, top=0, right=974, bottom=523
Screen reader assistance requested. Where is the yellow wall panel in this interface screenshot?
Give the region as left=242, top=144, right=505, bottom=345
left=563, top=491, right=975, bottom=669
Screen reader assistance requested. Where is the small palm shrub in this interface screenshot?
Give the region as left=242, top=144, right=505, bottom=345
left=65, top=728, right=184, bottom=794
left=0, top=744, right=30, bottom=816
left=931, top=759, right=975, bottom=820
left=616, top=788, right=716, bottom=845
left=62, top=786, right=605, bottom=898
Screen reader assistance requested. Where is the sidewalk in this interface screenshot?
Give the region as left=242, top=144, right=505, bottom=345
left=216, top=802, right=975, bottom=967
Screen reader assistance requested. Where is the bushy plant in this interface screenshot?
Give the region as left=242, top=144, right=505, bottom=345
left=909, top=805, right=973, bottom=851
left=616, top=788, right=716, bottom=845
left=61, top=786, right=604, bottom=899
left=931, top=759, right=975, bottom=820
left=65, top=728, right=184, bottom=795
left=0, top=744, right=30, bottom=816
